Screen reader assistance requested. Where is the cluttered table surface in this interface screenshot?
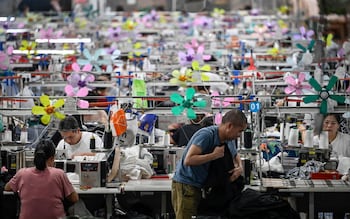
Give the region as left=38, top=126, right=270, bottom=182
left=262, top=178, right=350, bottom=192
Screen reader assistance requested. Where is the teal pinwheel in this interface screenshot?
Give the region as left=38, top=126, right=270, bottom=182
left=170, top=87, right=206, bottom=119
left=303, top=76, right=345, bottom=114
left=296, top=39, right=315, bottom=53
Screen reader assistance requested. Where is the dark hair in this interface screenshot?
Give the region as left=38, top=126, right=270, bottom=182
left=58, top=116, right=80, bottom=131
left=34, top=140, right=56, bottom=171
left=324, top=113, right=341, bottom=124
left=222, top=109, right=247, bottom=127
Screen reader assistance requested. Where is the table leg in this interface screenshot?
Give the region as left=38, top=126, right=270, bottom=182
left=309, top=192, right=314, bottom=219
left=106, top=194, right=113, bottom=219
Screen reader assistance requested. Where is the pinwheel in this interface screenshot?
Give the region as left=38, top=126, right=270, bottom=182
left=323, top=33, right=333, bottom=48
left=39, top=27, right=63, bottom=41
left=122, top=19, right=138, bottom=31
left=211, top=8, right=225, bottom=17
left=211, top=91, right=234, bottom=107
left=77, top=48, right=111, bottom=72
left=193, top=16, right=212, bottom=29
left=277, top=20, right=289, bottom=34
left=82, top=4, right=98, bottom=19
left=107, top=27, right=122, bottom=42
left=74, top=17, right=88, bottom=29
left=293, top=26, right=314, bottom=41
left=303, top=76, right=345, bottom=114
left=170, top=87, right=207, bottom=119
left=65, top=63, right=94, bottom=109
left=19, top=40, right=37, bottom=58
left=284, top=72, right=311, bottom=96
left=128, top=42, right=144, bottom=70
left=141, top=9, right=159, bottom=28
left=32, top=95, right=65, bottom=125
left=0, top=51, right=10, bottom=70
left=191, top=61, right=210, bottom=82
left=278, top=5, right=289, bottom=15
left=296, top=39, right=315, bottom=65
left=170, top=67, right=194, bottom=86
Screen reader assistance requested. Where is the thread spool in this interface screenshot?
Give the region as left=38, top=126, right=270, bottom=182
left=319, top=131, right=329, bottom=149
left=288, top=127, right=299, bottom=146
left=20, top=131, right=28, bottom=143
left=4, top=130, right=12, bottom=142
left=304, top=129, right=314, bottom=148
left=163, top=132, right=170, bottom=146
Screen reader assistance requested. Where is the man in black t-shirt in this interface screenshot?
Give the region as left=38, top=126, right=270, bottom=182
left=18, top=0, right=61, bottom=14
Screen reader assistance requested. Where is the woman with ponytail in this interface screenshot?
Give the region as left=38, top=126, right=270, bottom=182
left=4, top=139, right=78, bottom=219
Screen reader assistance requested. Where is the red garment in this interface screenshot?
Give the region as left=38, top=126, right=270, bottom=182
left=8, top=167, right=76, bottom=219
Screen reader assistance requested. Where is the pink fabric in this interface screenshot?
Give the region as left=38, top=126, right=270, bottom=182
left=8, top=167, right=76, bottom=219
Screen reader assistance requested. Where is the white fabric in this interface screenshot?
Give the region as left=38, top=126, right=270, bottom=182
left=119, top=145, right=154, bottom=180
left=56, top=131, right=103, bottom=159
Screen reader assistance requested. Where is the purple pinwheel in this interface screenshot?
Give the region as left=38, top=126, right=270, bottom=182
left=107, top=27, right=122, bottom=42
left=193, top=16, right=212, bottom=29
left=178, top=48, right=196, bottom=66
left=284, top=72, right=311, bottom=96
left=141, top=9, right=159, bottom=28
left=264, top=20, right=276, bottom=32
left=65, top=63, right=94, bottom=99
left=293, top=26, right=314, bottom=41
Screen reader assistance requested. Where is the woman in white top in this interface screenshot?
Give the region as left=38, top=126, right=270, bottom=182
left=313, top=114, right=350, bottom=159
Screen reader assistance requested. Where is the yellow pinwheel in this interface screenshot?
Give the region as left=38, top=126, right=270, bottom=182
left=323, top=33, right=333, bottom=47
left=278, top=5, right=289, bottom=15
left=170, top=68, right=194, bottom=86
left=19, top=40, right=37, bottom=58
left=211, top=8, right=225, bottom=17
left=32, top=95, right=65, bottom=125
left=191, top=61, right=210, bottom=82
left=122, top=19, right=137, bottom=31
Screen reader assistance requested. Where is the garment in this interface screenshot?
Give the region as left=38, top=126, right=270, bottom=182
left=314, top=132, right=350, bottom=158
left=8, top=167, right=75, bottom=219
left=18, top=0, right=54, bottom=12
left=172, top=124, right=202, bottom=147
left=56, top=132, right=103, bottom=159
left=172, top=126, right=238, bottom=219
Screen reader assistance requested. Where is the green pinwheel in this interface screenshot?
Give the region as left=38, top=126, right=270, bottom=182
left=303, top=76, right=345, bottom=114
left=170, top=87, right=207, bottom=119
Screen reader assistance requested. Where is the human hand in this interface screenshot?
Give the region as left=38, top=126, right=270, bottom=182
left=211, top=145, right=225, bottom=160
left=229, top=166, right=243, bottom=182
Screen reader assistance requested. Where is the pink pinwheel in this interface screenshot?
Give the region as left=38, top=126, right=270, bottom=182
left=39, top=27, right=62, bottom=40
left=184, top=39, right=211, bottom=61
left=74, top=0, right=88, bottom=3
left=7, top=46, right=21, bottom=64
left=0, top=51, right=10, bottom=70
left=284, top=72, right=311, bottom=96
left=65, top=63, right=94, bottom=108
left=211, top=91, right=235, bottom=107
left=293, top=26, right=314, bottom=40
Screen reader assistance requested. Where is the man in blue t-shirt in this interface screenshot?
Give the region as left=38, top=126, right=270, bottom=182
left=171, top=109, right=247, bottom=219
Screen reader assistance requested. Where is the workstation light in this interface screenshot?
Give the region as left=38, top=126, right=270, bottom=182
left=35, top=38, right=92, bottom=43
left=13, top=49, right=76, bottom=55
